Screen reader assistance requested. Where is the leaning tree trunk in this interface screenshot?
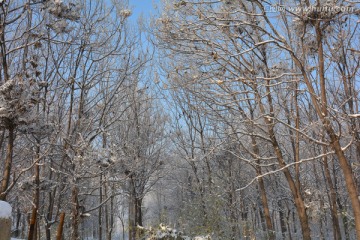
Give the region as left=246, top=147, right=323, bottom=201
left=317, top=22, right=360, bottom=239
left=255, top=84, right=312, bottom=240
left=251, top=136, right=274, bottom=240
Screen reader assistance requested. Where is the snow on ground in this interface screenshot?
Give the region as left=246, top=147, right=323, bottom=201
left=0, top=200, right=12, bottom=219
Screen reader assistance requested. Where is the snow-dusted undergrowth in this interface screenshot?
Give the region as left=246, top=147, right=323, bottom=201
left=138, top=224, right=211, bottom=240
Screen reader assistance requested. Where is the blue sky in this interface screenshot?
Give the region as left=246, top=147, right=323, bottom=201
left=129, top=0, right=158, bottom=20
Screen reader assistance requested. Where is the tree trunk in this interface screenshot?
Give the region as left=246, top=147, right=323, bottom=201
left=257, top=168, right=275, bottom=239
left=316, top=22, right=360, bottom=238
left=56, top=212, right=65, bottom=240
left=279, top=206, right=287, bottom=239
left=270, top=128, right=311, bottom=240
left=241, top=208, right=250, bottom=240
left=27, top=207, right=37, bottom=240
left=107, top=195, right=114, bottom=240
left=99, top=173, right=103, bottom=240
left=0, top=126, right=15, bottom=201
left=256, top=88, right=311, bottom=240
left=45, top=189, right=55, bottom=240
left=135, top=197, right=143, bottom=239
left=289, top=21, right=360, bottom=239
left=128, top=178, right=136, bottom=240
left=104, top=177, right=110, bottom=240
left=328, top=130, right=360, bottom=239
left=14, top=207, right=21, bottom=238
left=28, top=141, right=41, bottom=240
left=71, top=185, right=80, bottom=240
left=323, top=154, right=341, bottom=239
left=286, top=208, right=293, bottom=240
left=252, top=136, right=274, bottom=239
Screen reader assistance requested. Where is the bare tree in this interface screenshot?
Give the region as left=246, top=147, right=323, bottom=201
left=155, top=0, right=360, bottom=238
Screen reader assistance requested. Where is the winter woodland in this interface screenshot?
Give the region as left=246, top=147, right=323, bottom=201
left=0, top=0, right=360, bottom=239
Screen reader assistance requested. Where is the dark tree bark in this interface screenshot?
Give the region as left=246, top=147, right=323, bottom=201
left=0, top=126, right=15, bottom=201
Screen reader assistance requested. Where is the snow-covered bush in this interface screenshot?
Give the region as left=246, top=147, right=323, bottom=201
left=137, top=224, right=211, bottom=240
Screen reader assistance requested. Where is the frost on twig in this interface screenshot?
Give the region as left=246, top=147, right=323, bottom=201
left=45, top=0, right=80, bottom=21
left=120, top=9, right=132, bottom=18
left=47, top=19, right=72, bottom=34
left=43, top=0, right=80, bottom=34
left=19, top=176, right=56, bottom=192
